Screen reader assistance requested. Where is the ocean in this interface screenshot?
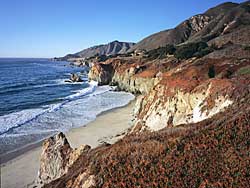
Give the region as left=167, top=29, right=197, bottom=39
left=0, top=58, right=134, bottom=155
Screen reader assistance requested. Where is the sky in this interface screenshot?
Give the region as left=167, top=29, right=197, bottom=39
left=0, top=0, right=245, bottom=58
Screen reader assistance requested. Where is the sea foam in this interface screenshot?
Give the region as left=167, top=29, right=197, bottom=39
left=0, top=81, right=98, bottom=135
left=0, top=84, right=135, bottom=155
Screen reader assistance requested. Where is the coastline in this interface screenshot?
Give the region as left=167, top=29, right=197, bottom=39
left=1, top=100, right=135, bottom=188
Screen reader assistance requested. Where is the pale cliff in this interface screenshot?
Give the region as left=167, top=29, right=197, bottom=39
left=88, top=56, right=249, bottom=133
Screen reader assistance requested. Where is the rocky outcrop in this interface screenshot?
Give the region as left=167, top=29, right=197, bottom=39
left=88, top=63, right=114, bottom=85
left=88, top=57, right=168, bottom=94
left=111, top=65, right=160, bottom=94
left=70, top=73, right=83, bottom=82
left=65, top=73, right=83, bottom=83
left=36, top=132, right=91, bottom=186
left=132, top=79, right=234, bottom=132
left=131, top=57, right=250, bottom=132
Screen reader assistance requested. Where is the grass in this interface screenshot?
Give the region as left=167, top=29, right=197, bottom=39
left=237, top=65, right=250, bottom=75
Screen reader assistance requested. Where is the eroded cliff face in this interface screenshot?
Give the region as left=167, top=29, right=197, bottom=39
left=111, top=65, right=160, bottom=94
left=88, top=56, right=249, bottom=133
left=131, top=57, right=248, bottom=131
left=88, top=57, right=162, bottom=94
left=36, top=132, right=91, bottom=187
left=88, top=63, right=114, bottom=85
left=132, top=79, right=234, bottom=132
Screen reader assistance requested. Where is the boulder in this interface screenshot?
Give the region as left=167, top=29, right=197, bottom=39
left=70, top=73, right=83, bottom=82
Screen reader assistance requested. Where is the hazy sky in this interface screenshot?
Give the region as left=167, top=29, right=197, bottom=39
left=0, top=0, right=244, bottom=58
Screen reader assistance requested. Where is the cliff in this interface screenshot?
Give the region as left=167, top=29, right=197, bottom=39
left=36, top=133, right=92, bottom=187
left=132, top=57, right=249, bottom=132
left=88, top=57, right=162, bottom=93
left=88, top=55, right=249, bottom=132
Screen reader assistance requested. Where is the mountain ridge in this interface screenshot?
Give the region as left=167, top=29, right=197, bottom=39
left=61, top=40, right=135, bottom=60
left=129, top=1, right=250, bottom=51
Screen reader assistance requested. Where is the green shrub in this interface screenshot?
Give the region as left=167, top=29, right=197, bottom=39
left=174, top=42, right=212, bottom=60
left=147, top=44, right=176, bottom=60
left=237, top=65, right=250, bottom=75
left=243, top=45, right=250, bottom=51
left=208, top=65, right=215, bottom=78
left=194, top=47, right=214, bottom=58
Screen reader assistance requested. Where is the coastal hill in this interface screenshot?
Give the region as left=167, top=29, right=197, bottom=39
left=57, top=1, right=250, bottom=62
left=59, top=40, right=135, bottom=61
left=37, top=1, right=250, bottom=188
left=129, top=1, right=250, bottom=51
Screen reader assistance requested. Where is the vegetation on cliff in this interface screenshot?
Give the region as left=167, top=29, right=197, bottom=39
left=90, top=94, right=250, bottom=188
left=145, top=41, right=215, bottom=61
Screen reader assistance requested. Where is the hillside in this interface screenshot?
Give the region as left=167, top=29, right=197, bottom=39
left=129, top=1, right=250, bottom=51
left=60, top=40, right=135, bottom=60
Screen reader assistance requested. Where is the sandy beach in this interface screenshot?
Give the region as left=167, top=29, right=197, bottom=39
left=1, top=101, right=134, bottom=188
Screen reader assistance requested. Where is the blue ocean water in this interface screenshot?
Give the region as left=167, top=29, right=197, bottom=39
left=0, top=58, right=134, bottom=155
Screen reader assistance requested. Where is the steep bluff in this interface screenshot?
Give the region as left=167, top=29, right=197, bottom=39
left=132, top=57, right=249, bottom=132
left=88, top=57, right=162, bottom=94
left=88, top=56, right=249, bottom=132
left=133, top=78, right=234, bottom=132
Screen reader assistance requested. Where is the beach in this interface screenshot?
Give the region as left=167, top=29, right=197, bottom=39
left=1, top=101, right=135, bottom=188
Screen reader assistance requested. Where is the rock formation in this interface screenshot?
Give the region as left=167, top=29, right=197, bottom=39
left=65, top=73, right=83, bottom=83
left=88, top=56, right=249, bottom=133
left=36, top=132, right=91, bottom=186
left=88, top=63, right=114, bottom=85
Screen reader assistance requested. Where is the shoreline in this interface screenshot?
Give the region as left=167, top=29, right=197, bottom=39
left=1, top=100, right=135, bottom=188
left=0, top=98, right=135, bottom=165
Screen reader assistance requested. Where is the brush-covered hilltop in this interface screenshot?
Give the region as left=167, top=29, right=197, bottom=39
left=129, top=1, right=250, bottom=52
left=38, top=1, right=250, bottom=188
